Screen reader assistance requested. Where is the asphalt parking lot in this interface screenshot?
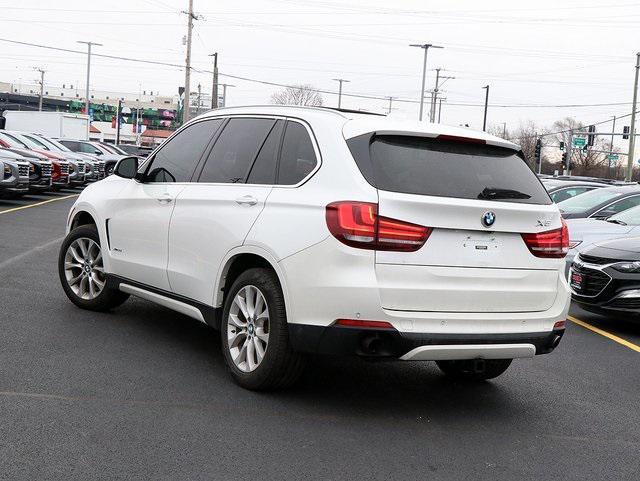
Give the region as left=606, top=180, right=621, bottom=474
left=1, top=189, right=639, bottom=481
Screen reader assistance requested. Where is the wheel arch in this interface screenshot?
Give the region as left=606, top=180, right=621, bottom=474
left=215, top=246, right=291, bottom=318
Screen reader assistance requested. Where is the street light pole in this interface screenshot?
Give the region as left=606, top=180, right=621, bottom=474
left=209, top=52, right=218, bottom=109
left=332, top=78, right=350, bottom=109
left=410, top=43, right=443, bottom=121
left=35, top=68, right=45, bottom=111
left=221, top=84, right=235, bottom=108
left=77, top=41, right=102, bottom=117
left=626, top=52, right=640, bottom=181
left=482, top=85, right=490, bottom=131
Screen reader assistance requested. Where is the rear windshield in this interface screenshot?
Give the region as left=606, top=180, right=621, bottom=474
left=347, top=135, right=551, bottom=205
left=556, top=188, right=625, bottom=214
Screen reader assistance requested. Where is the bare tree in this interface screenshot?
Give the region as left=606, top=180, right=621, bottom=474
left=271, top=84, right=324, bottom=106
left=552, top=117, right=610, bottom=176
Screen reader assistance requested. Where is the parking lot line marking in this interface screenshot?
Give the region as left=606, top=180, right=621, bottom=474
left=0, top=194, right=78, bottom=215
left=568, top=315, right=640, bottom=353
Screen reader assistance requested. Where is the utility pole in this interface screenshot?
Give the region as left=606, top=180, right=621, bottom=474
left=410, top=43, right=443, bottom=121
left=501, top=122, right=507, bottom=138
left=626, top=52, right=640, bottom=181
left=77, top=41, right=102, bottom=117
left=209, top=52, right=218, bottom=109
left=220, top=83, right=235, bottom=108
left=437, top=97, right=446, bottom=123
left=115, top=99, right=122, bottom=146
left=332, top=78, right=350, bottom=109
left=387, top=96, right=394, bottom=115
left=35, top=68, right=45, bottom=111
left=482, top=85, right=490, bottom=131
left=566, top=130, right=573, bottom=176
left=196, top=83, right=202, bottom=115
left=610, top=115, right=617, bottom=178
left=182, top=0, right=196, bottom=124
left=430, top=68, right=441, bottom=122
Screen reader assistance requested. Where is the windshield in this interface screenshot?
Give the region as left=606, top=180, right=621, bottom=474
left=608, top=205, right=640, bottom=226
left=348, top=135, right=551, bottom=205
left=35, top=136, right=73, bottom=152
left=20, top=134, right=52, bottom=150
left=102, top=143, right=125, bottom=155
left=557, top=188, right=626, bottom=214
left=0, top=132, right=29, bottom=148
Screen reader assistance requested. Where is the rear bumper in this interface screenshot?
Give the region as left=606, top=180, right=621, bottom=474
left=289, top=324, right=565, bottom=359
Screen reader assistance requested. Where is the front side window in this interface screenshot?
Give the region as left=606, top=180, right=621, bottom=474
left=198, top=118, right=275, bottom=183
left=146, top=119, right=222, bottom=182
left=550, top=186, right=592, bottom=203
left=604, top=196, right=640, bottom=215
left=277, top=121, right=318, bottom=185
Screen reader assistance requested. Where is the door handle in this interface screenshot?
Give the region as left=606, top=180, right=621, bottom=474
left=235, top=195, right=258, bottom=206
left=156, top=193, right=173, bottom=204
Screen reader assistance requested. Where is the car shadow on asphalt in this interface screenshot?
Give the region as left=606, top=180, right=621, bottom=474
left=104, top=297, right=522, bottom=421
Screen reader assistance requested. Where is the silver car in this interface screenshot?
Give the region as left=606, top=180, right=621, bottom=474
left=565, top=205, right=640, bottom=273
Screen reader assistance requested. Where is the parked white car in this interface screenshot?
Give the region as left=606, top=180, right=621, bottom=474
left=58, top=106, right=570, bottom=389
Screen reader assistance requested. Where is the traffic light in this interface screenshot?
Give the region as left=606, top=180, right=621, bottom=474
left=623, top=126, right=630, bottom=139
left=562, top=152, right=568, bottom=164
left=559, top=141, right=565, bottom=151
left=534, top=138, right=542, bottom=161
left=587, top=125, right=596, bottom=146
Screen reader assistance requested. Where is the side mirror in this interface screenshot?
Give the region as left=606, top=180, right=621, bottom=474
left=94, top=150, right=103, bottom=155
left=114, top=156, right=139, bottom=179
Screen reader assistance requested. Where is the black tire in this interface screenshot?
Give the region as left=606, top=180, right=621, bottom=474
left=58, top=225, right=129, bottom=311
left=221, top=268, right=305, bottom=391
left=436, top=358, right=512, bottom=381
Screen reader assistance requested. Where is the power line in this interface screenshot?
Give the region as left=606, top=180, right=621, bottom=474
left=0, top=37, right=637, bottom=110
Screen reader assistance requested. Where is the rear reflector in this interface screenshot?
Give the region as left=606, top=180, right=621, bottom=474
left=553, top=320, right=566, bottom=330
left=521, top=218, right=569, bottom=258
left=326, top=201, right=431, bottom=252
left=334, top=319, right=395, bottom=329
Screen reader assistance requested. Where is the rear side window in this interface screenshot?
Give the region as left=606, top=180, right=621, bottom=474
left=277, top=121, right=318, bottom=185
left=199, top=118, right=275, bottom=183
left=247, top=120, right=284, bottom=184
left=550, top=187, right=593, bottom=203
left=60, top=140, right=80, bottom=151
left=348, top=135, right=551, bottom=205
left=146, top=118, right=222, bottom=182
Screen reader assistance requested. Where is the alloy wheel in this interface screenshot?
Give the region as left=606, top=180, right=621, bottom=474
left=64, top=237, right=105, bottom=300
left=227, top=285, right=270, bottom=372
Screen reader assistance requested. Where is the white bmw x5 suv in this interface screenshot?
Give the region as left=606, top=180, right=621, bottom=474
left=59, top=106, right=570, bottom=389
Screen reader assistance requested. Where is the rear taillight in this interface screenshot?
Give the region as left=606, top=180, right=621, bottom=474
left=521, top=218, right=569, bottom=258
left=326, top=201, right=431, bottom=252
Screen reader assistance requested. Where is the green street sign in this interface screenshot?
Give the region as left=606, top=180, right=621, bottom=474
left=573, top=137, right=587, bottom=147
left=608, top=154, right=619, bottom=161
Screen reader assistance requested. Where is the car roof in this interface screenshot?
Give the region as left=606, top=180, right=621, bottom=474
left=194, top=105, right=520, bottom=151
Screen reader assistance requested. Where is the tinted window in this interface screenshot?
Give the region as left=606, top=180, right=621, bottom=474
left=79, top=142, right=101, bottom=154
left=60, top=140, right=80, bottom=151
left=557, top=188, right=626, bottom=214
left=349, top=135, right=550, bottom=205
left=605, top=195, right=640, bottom=215
left=199, top=118, right=275, bottom=183
left=146, top=119, right=222, bottom=182
left=277, top=122, right=317, bottom=185
left=609, top=205, right=640, bottom=225
left=550, top=187, right=592, bottom=203
left=247, top=120, right=284, bottom=184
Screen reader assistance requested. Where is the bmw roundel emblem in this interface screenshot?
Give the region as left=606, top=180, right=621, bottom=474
left=481, top=211, right=496, bottom=228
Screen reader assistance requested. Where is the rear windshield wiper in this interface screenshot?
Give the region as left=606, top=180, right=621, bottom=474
left=606, top=218, right=627, bottom=225
left=477, top=187, right=532, bottom=200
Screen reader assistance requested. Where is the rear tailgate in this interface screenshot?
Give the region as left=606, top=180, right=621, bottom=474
left=348, top=133, right=564, bottom=313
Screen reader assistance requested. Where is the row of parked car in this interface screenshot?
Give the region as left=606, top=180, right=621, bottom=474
left=539, top=175, right=640, bottom=317
left=0, top=131, right=132, bottom=198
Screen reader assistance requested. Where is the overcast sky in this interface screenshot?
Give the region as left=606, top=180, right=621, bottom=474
left=0, top=0, right=638, bottom=144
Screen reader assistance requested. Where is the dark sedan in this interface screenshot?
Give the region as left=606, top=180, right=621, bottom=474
left=570, top=236, right=640, bottom=315
left=558, top=185, right=640, bottom=219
